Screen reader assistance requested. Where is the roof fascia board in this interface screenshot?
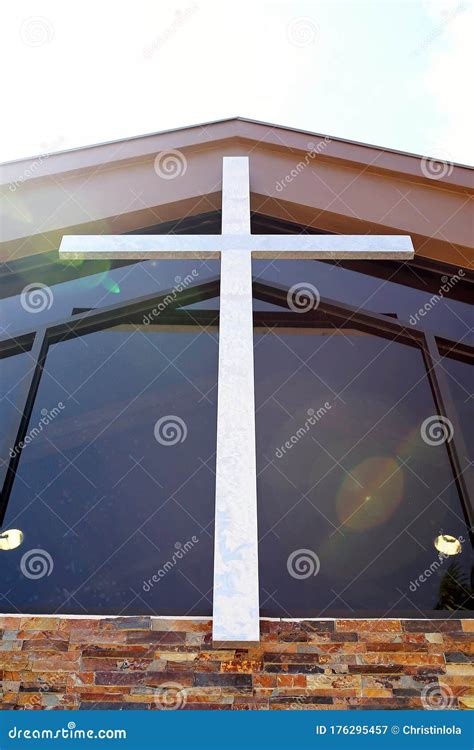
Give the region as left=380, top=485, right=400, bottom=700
left=1, top=118, right=472, bottom=191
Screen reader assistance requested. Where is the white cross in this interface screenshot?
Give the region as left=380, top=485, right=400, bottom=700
left=59, top=157, right=414, bottom=645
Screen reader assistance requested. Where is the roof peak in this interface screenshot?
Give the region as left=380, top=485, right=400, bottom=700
left=3, top=116, right=472, bottom=170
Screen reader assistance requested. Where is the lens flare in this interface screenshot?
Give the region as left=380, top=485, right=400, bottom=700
left=79, top=263, right=112, bottom=289
left=396, top=426, right=422, bottom=460
left=336, top=456, right=404, bottom=531
left=103, top=277, right=121, bottom=294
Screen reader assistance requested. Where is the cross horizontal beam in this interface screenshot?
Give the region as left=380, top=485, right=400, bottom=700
left=59, top=234, right=414, bottom=259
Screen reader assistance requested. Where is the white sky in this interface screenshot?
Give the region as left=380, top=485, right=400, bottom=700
left=1, top=0, right=473, bottom=165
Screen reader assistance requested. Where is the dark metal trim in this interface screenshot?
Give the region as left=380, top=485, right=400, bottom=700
left=3, top=276, right=472, bottom=355
left=421, top=334, right=474, bottom=535
left=254, top=280, right=424, bottom=347
left=0, top=327, right=48, bottom=524
left=48, top=278, right=220, bottom=345
left=0, top=332, right=36, bottom=358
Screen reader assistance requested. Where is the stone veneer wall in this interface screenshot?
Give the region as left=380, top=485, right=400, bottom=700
left=0, top=617, right=472, bottom=710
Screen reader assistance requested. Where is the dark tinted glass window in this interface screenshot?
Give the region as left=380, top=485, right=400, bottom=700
left=255, top=323, right=472, bottom=615
left=1, top=213, right=472, bottom=617
left=0, top=314, right=218, bottom=615
left=253, top=260, right=473, bottom=345
left=0, top=259, right=219, bottom=336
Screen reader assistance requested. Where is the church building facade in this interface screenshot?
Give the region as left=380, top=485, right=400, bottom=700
left=0, top=118, right=472, bottom=710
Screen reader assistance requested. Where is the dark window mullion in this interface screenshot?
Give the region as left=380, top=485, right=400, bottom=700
left=421, top=332, right=474, bottom=535
left=0, top=326, right=48, bottom=525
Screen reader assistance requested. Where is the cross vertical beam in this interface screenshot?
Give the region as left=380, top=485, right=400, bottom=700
left=212, top=158, right=260, bottom=645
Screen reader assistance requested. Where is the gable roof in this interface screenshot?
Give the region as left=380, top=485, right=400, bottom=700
left=1, top=117, right=473, bottom=268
